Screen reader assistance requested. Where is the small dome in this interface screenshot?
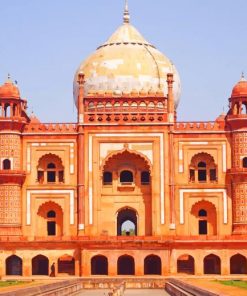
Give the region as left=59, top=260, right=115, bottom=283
left=231, top=74, right=247, bottom=97
left=0, top=77, right=20, bottom=99
left=74, top=6, right=181, bottom=108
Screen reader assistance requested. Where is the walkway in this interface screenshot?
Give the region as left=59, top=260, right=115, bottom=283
left=78, top=289, right=170, bottom=295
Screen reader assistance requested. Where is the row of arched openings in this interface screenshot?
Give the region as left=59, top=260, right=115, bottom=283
left=0, top=103, right=19, bottom=118
left=103, top=170, right=150, bottom=185
left=91, top=255, right=161, bottom=275
left=87, top=101, right=166, bottom=111
left=5, top=254, right=75, bottom=276
left=5, top=253, right=247, bottom=276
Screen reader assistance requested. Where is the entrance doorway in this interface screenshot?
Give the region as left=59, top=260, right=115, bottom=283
left=117, top=208, right=137, bottom=236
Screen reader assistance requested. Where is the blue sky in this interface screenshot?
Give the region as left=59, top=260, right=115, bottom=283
left=0, top=0, right=246, bottom=122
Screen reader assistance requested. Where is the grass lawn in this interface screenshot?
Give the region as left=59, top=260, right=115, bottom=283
left=216, top=280, right=247, bottom=290
left=0, top=281, right=28, bottom=288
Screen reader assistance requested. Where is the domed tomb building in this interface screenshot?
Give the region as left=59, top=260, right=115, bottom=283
left=0, top=3, right=247, bottom=277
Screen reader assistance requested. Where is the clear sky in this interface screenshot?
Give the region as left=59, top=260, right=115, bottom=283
left=0, top=0, right=246, bottom=122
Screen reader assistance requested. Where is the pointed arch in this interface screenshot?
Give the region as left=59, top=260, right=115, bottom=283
left=144, top=255, right=161, bottom=275
left=177, top=254, right=195, bottom=274
left=117, top=255, right=135, bottom=275
left=91, top=255, right=108, bottom=275
left=230, top=254, right=247, bottom=274
left=6, top=255, right=22, bottom=275
left=116, top=206, right=138, bottom=236
left=190, top=200, right=217, bottom=235
left=32, top=255, right=49, bottom=275
left=37, top=201, right=63, bottom=237
left=58, top=254, right=75, bottom=275
left=204, top=254, right=221, bottom=274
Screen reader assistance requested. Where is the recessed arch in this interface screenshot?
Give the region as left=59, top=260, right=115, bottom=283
left=6, top=255, right=22, bottom=275
left=177, top=254, right=195, bottom=275
left=117, top=207, right=137, bottom=236
left=37, top=201, right=63, bottom=237
left=58, top=254, right=75, bottom=275
left=189, top=152, right=217, bottom=183
left=32, top=255, right=49, bottom=275
left=37, top=153, right=64, bottom=184
left=101, top=148, right=152, bottom=175
left=117, top=255, right=135, bottom=275
left=230, top=254, right=247, bottom=274
left=144, top=255, right=161, bottom=275
left=203, top=254, right=221, bottom=274
left=191, top=200, right=217, bottom=235
left=91, top=255, right=108, bottom=275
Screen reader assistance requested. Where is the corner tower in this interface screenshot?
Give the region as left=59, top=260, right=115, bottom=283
left=0, top=77, right=29, bottom=235
left=226, top=74, right=247, bottom=234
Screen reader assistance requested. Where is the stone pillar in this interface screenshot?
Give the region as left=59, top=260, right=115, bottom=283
left=108, top=254, right=117, bottom=276
left=162, top=250, right=170, bottom=275
left=23, top=257, right=32, bottom=276
left=195, top=253, right=204, bottom=275
left=135, top=252, right=143, bottom=276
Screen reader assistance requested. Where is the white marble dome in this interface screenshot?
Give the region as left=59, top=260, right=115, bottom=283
left=74, top=8, right=181, bottom=108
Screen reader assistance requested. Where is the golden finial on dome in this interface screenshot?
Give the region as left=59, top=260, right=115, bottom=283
left=123, top=0, right=130, bottom=24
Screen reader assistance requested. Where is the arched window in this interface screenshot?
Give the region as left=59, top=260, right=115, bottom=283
left=120, top=170, right=133, bottom=184
left=3, top=159, right=11, bottom=170
left=47, top=210, right=56, bottom=218
left=37, top=154, right=64, bottom=184
left=199, top=209, right=207, bottom=217
left=103, top=172, right=112, bottom=185
left=189, top=153, right=217, bottom=183
left=243, top=157, right=247, bottom=168
left=141, top=171, right=150, bottom=185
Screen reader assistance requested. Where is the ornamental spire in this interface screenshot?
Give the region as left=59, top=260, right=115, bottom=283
left=123, top=0, right=130, bottom=24
left=241, top=71, right=246, bottom=81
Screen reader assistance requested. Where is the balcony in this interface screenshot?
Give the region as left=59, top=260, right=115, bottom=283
left=0, top=170, right=26, bottom=185
left=117, top=182, right=135, bottom=191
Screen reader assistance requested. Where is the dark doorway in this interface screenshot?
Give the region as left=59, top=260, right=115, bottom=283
left=91, top=255, right=108, bottom=275
left=199, top=220, right=207, bottom=234
left=144, top=255, right=161, bottom=275
left=6, top=255, right=22, bottom=275
left=204, top=254, right=221, bottom=274
left=177, top=255, right=195, bottom=274
left=230, top=254, right=247, bottom=274
left=117, top=255, right=135, bottom=275
left=47, top=221, right=56, bottom=235
left=32, top=255, right=49, bottom=275
left=58, top=255, right=75, bottom=275
left=117, top=208, right=137, bottom=235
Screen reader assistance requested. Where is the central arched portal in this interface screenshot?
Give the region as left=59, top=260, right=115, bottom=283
left=117, top=208, right=137, bottom=236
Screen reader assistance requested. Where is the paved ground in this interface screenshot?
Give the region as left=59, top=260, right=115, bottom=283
left=124, top=289, right=170, bottom=295
left=78, top=289, right=170, bottom=295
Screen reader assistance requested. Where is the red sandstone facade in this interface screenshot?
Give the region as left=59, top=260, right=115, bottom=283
left=1, top=5, right=247, bottom=277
